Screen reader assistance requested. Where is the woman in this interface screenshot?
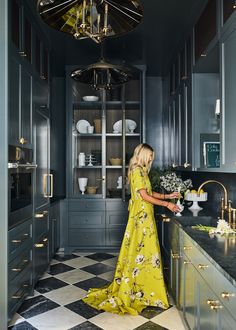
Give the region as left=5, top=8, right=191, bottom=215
left=83, top=143, right=180, bottom=315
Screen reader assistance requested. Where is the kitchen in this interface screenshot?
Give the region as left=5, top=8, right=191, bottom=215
left=1, top=0, right=236, bottom=329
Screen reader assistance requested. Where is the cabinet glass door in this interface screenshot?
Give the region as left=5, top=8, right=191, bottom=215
left=11, top=0, right=20, bottom=49
left=223, top=1, right=235, bottom=24
left=72, top=81, right=102, bottom=197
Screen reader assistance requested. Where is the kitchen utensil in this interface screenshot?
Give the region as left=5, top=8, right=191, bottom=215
left=113, top=119, right=137, bottom=133
left=87, top=186, right=98, bottom=194
left=87, top=126, right=94, bottom=133
left=109, top=158, right=122, bottom=166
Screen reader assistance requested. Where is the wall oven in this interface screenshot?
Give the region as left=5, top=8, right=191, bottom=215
left=8, top=145, right=37, bottom=229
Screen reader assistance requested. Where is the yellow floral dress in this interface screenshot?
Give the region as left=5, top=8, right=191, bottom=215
left=82, top=166, right=169, bottom=315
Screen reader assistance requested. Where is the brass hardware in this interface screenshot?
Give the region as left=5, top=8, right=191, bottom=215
left=35, top=213, right=44, bottom=218
left=184, top=260, right=191, bottom=265
left=183, top=162, right=191, bottom=168
left=172, top=163, right=178, bottom=168
left=19, top=51, right=27, bottom=57
left=40, top=75, right=46, bottom=80
left=183, top=246, right=192, bottom=250
left=221, top=292, right=235, bottom=299
left=43, top=174, right=47, bottom=197
left=198, top=264, right=209, bottom=270
left=19, top=137, right=27, bottom=145
left=12, top=294, right=22, bottom=299
left=34, top=243, right=44, bottom=248
left=43, top=174, right=53, bottom=198
left=181, top=75, right=187, bottom=80
left=207, top=299, right=216, bottom=305
left=201, top=54, right=207, bottom=57
left=43, top=238, right=48, bottom=242
left=49, top=174, right=53, bottom=198
left=162, top=217, right=171, bottom=222
left=172, top=253, right=180, bottom=259
left=12, top=268, right=21, bottom=272
left=210, top=304, right=223, bottom=310
left=12, top=239, right=22, bottom=243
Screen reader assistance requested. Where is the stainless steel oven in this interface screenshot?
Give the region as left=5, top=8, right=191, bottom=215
left=8, top=145, right=37, bottom=229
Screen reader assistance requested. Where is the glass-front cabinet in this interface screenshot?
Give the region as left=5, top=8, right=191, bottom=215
left=68, top=66, right=143, bottom=200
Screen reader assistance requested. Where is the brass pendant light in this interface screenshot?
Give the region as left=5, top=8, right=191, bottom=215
left=71, top=59, right=137, bottom=90
left=37, top=0, right=143, bottom=43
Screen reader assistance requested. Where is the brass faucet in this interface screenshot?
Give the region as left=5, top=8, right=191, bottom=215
left=197, top=180, right=229, bottom=222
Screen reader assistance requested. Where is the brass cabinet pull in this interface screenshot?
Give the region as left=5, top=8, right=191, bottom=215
left=12, top=239, right=22, bottom=243
left=43, top=238, right=48, bottom=242
left=198, top=264, right=209, bottom=270
left=19, top=51, right=27, bottom=57
left=207, top=299, right=219, bottom=305
left=162, top=217, right=171, bottom=222
left=184, top=260, right=191, bottom=265
left=12, top=268, right=21, bottom=272
left=12, top=284, right=29, bottom=299
left=183, top=246, right=192, bottom=250
left=34, top=243, right=44, bottom=248
left=221, top=292, right=235, bottom=299
left=11, top=259, right=29, bottom=272
left=35, top=213, right=44, bottom=218
left=207, top=299, right=223, bottom=310
left=43, top=174, right=53, bottom=198
left=172, top=253, right=180, bottom=259
left=184, top=162, right=191, bottom=168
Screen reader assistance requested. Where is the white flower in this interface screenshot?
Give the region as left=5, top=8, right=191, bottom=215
left=150, top=292, right=155, bottom=297
left=154, top=300, right=165, bottom=308
left=143, top=228, right=147, bottom=235
left=136, top=291, right=144, bottom=298
left=109, top=297, right=117, bottom=307
left=135, top=254, right=145, bottom=264
left=125, top=231, right=130, bottom=239
left=152, top=254, right=160, bottom=268
left=124, top=277, right=130, bottom=284
left=115, top=277, right=121, bottom=285
left=132, top=268, right=140, bottom=278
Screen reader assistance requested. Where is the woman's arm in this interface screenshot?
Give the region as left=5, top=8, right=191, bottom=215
left=152, top=191, right=180, bottom=200
left=139, top=189, right=180, bottom=213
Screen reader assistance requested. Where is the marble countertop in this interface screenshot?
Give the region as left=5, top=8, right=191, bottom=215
left=157, top=208, right=236, bottom=287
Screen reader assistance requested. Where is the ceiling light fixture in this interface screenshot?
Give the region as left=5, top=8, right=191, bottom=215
left=71, top=59, right=138, bottom=90
left=37, top=0, right=143, bottom=43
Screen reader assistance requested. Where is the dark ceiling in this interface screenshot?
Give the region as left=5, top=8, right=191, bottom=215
left=28, top=0, right=207, bottom=76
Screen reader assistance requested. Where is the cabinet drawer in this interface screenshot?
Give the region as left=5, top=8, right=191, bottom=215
left=9, top=248, right=32, bottom=282
left=68, top=229, right=105, bottom=247
left=213, top=269, right=236, bottom=320
left=69, top=212, right=105, bottom=228
left=34, top=209, right=49, bottom=239
left=106, top=211, right=128, bottom=227
left=106, top=228, right=126, bottom=247
left=106, top=200, right=128, bottom=211
left=8, top=264, right=32, bottom=317
left=9, top=220, right=32, bottom=261
left=68, top=200, right=105, bottom=212
left=33, top=235, right=50, bottom=281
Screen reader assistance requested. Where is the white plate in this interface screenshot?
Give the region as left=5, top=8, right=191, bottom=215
left=76, top=120, right=91, bottom=133
left=113, top=119, right=137, bottom=133
left=82, top=96, right=99, bottom=102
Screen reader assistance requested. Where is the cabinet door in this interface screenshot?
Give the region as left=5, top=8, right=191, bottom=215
left=10, top=0, right=20, bottom=49
left=21, top=65, right=32, bottom=147
left=50, top=204, right=60, bottom=256
left=9, top=56, right=20, bottom=145
left=221, top=29, right=236, bottom=171
left=195, top=272, right=218, bottom=330
left=194, top=0, right=217, bottom=62
left=223, top=1, right=235, bottom=24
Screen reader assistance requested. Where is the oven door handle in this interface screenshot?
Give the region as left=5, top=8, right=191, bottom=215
left=8, top=163, right=38, bottom=169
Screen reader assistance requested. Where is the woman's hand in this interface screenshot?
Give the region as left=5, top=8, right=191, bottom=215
left=166, top=202, right=181, bottom=213
left=167, top=192, right=180, bottom=199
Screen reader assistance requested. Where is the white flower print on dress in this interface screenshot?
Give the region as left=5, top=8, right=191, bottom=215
left=152, top=254, right=161, bottom=268
left=135, top=254, right=145, bottom=264
left=115, top=277, right=121, bottom=285
left=154, top=300, right=165, bottom=308
left=150, top=292, right=155, bottom=297
left=109, top=297, right=117, bottom=307
left=136, top=291, right=144, bottom=298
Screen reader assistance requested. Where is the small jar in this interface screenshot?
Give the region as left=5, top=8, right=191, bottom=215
left=79, top=152, right=85, bottom=167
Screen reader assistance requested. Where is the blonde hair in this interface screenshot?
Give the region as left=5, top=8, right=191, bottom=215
left=127, top=143, right=154, bottom=182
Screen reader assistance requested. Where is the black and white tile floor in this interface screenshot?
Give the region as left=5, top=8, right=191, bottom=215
left=8, top=252, right=186, bottom=330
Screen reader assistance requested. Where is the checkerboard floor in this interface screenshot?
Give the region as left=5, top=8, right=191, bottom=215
left=8, top=252, right=186, bottom=330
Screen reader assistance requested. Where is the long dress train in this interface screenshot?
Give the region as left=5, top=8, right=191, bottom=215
left=82, top=166, right=169, bottom=315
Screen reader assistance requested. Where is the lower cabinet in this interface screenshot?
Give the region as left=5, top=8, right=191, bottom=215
left=50, top=202, right=60, bottom=258
left=158, top=215, right=236, bottom=329
left=8, top=218, right=33, bottom=320
left=33, top=206, right=50, bottom=284
left=66, top=199, right=128, bottom=250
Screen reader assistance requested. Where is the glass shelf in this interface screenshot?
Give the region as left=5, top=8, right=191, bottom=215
left=106, top=133, right=140, bottom=137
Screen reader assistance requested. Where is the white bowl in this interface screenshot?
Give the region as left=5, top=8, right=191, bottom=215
left=82, top=96, right=99, bottom=102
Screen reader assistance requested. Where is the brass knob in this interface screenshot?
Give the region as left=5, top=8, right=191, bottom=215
left=221, top=292, right=235, bottom=299
left=35, top=213, right=45, bottom=218
left=210, top=304, right=223, bottom=310
left=43, top=238, right=48, bottom=242
left=19, top=51, right=27, bottom=57
left=11, top=268, right=21, bottom=272
left=207, top=299, right=218, bottom=305
left=19, top=137, right=27, bottom=145
left=198, top=264, right=209, bottom=270
left=184, top=162, right=191, bottom=168
left=34, top=243, right=44, bottom=248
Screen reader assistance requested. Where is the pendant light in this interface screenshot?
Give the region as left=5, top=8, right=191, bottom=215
left=71, top=59, right=137, bottom=90
left=37, top=0, right=143, bottom=43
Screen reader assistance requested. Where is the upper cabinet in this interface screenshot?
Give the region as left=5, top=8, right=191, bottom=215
left=194, top=0, right=217, bottom=62
left=10, top=0, right=50, bottom=83
left=223, top=0, right=236, bottom=24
